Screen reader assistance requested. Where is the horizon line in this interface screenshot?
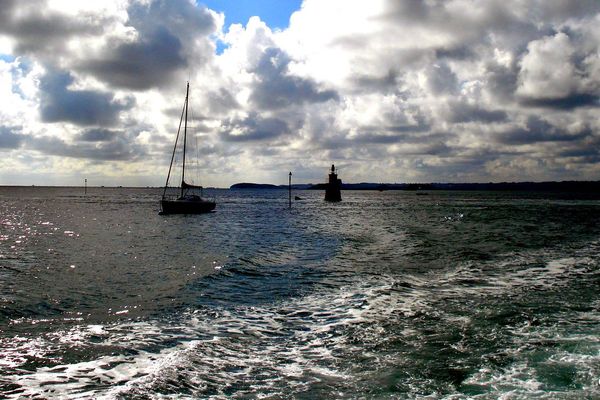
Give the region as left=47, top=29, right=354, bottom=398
left=1, top=179, right=599, bottom=189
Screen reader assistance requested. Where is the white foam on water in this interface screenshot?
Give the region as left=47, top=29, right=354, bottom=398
left=7, top=349, right=175, bottom=399
left=3, top=263, right=433, bottom=397
left=429, top=236, right=600, bottom=299
left=4, top=281, right=372, bottom=398
left=3, top=234, right=599, bottom=398
left=463, top=363, right=544, bottom=393
left=452, top=300, right=600, bottom=399
left=457, top=337, right=600, bottom=399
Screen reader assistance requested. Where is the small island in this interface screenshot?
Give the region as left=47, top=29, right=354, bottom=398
left=230, top=183, right=281, bottom=189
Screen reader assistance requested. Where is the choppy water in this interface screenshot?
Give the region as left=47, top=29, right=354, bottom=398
left=0, top=187, right=599, bottom=399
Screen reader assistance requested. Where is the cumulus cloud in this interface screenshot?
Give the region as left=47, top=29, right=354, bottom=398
left=0, top=0, right=105, bottom=59
left=76, top=129, right=119, bottom=142
left=1, top=0, right=600, bottom=185
left=497, top=116, right=592, bottom=145
left=29, top=131, right=144, bottom=161
left=0, top=126, right=24, bottom=149
left=516, top=32, right=600, bottom=109
left=80, top=28, right=188, bottom=91
left=38, top=69, right=132, bottom=126
left=448, top=101, right=507, bottom=123
left=79, top=0, right=218, bottom=90
left=220, top=113, right=292, bottom=142
left=249, top=47, right=339, bottom=110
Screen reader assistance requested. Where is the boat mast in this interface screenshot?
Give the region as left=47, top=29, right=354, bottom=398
left=181, top=81, right=189, bottom=198
left=162, top=85, right=187, bottom=200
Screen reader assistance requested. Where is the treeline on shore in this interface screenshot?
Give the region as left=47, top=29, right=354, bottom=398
left=230, top=181, right=600, bottom=192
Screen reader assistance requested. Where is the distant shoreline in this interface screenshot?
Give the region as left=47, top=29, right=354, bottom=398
left=230, top=181, right=600, bottom=192
left=1, top=180, right=599, bottom=192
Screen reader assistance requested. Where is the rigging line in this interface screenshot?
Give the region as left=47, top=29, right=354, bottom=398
left=181, top=81, right=189, bottom=198
left=189, top=92, right=204, bottom=195
left=192, top=94, right=201, bottom=186
left=187, top=84, right=198, bottom=185
left=162, top=84, right=187, bottom=199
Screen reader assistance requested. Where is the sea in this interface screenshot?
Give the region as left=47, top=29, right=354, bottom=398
left=0, top=186, right=598, bottom=399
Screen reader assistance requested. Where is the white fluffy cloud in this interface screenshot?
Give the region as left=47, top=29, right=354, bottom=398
left=0, top=0, right=599, bottom=186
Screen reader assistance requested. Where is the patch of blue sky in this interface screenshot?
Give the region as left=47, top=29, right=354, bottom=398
left=13, top=57, right=32, bottom=75
left=3, top=56, right=32, bottom=98
left=0, top=54, right=16, bottom=63
left=202, top=0, right=302, bottom=54
left=214, top=40, right=228, bottom=55
left=202, top=0, right=301, bottom=29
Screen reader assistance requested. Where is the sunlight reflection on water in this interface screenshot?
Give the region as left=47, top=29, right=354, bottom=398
left=0, top=187, right=599, bottom=398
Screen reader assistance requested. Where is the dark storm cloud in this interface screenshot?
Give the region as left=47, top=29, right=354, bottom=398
left=79, top=0, right=217, bottom=90
left=76, top=129, right=118, bottom=142
left=352, top=131, right=451, bottom=147
left=127, top=0, right=215, bottom=38
left=424, top=63, right=458, bottom=95
left=348, top=117, right=440, bottom=145
left=318, top=129, right=452, bottom=152
left=39, top=70, right=132, bottom=126
left=553, top=135, right=600, bottom=163
left=434, top=46, right=474, bottom=60
left=0, top=0, right=104, bottom=57
left=387, top=123, right=431, bottom=133
left=379, top=0, right=539, bottom=47
left=519, top=93, right=599, bottom=110
left=220, top=113, right=291, bottom=142
left=250, top=47, right=339, bottom=110
left=483, top=61, right=520, bottom=103
left=379, top=0, right=431, bottom=21
left=28, top=133, right=143, bottom=161
left=80, top=28, right=186, bottom=90
left=497, top=116, right=592, bottom=145
left=351, top=70, right=400, bottom=93
left=533, top=1, right=600, bottom=22
left=449, top=101, right=507, bottom=123
left=206, top=88, right=241, bottom=114
left=558, top=143, right=600, bottom=160
left=413, top=155, right=490, bottom=181
left=0, top=126, right=24, bottom=149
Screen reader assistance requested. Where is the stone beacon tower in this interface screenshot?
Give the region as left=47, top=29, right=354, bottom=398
left=324, top=164, right=342, bottom=202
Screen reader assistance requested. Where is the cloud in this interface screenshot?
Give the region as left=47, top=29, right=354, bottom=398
left=497, top=116, right=592, bottom=145
left=249, top=47, right=339, bottom=110
left=448, top=101, right=508, bottom=123
left=38, top=69, right=133, bottom=126
left=78, top=0, right=218, bottom=90
left=0, top=126, right=24, bottom=149
left=220, top=113, right=292, bottom=142
left=422, top=63, right=459, bottom=96
left=29, top=132, right=143, bottom=161
left=80, top=28, right=187, bottom=91
left=516, top=31, right=600, bottom=109
left=350, top=69, right=400, bottom=94
left=0, top=0, right=105, bottom=59
left=1, top=0, right=600, bottom=185
left=205, top=88, right=241, bottom=115
left=76, top=129, right=119, bottom=142
left=520, top=94, right=599, bottom=109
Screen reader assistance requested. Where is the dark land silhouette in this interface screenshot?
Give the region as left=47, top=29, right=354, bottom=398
left=230, top=180, right=600, bottom=193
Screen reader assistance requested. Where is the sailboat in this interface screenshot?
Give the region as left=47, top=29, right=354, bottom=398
left=159, top=82, right=216, bottom=215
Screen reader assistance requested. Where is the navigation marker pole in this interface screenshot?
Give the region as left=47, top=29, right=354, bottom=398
left=84, top=179, right=87, bottom=195
left=289, top=172, right=292, bottom=209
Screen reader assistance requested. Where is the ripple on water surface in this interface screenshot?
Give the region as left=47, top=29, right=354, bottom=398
left=0, top=188, right=599, bottom=398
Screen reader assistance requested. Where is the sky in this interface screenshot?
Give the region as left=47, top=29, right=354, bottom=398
left=0, top=0, right=599, bottom=187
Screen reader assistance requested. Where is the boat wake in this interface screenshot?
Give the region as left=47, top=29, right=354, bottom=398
left=2, top=236, right=599, bottom=399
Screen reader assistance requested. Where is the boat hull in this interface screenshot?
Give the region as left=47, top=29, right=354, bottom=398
left=160, top=199, right=216, bottom=214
